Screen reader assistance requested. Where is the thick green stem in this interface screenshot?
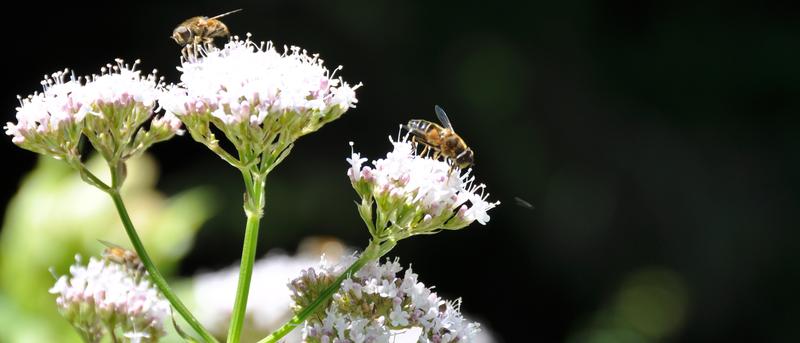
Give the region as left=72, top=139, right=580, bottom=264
left=257, top=239, right=395, bottom=343
left=108, top=191, right=218, bottom=343
left=226, top=214, right=262, bottom=343
left=227, top=171, right=265, bottom=343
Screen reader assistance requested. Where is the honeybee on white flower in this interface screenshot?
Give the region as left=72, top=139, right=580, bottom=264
left=406, top=105, right=474, bottom=173
left=171, top=9, right=242, bottom=58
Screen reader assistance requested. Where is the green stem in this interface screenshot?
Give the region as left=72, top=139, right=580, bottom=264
left=227, top=171, right=265, bottom=343
left=256, top=239, right=395, bottom=343
left=108, top=190, right=219, bottom=343
left=68, top=158, right=111, bottom=192
left=107, top=323, right=119, bottom=343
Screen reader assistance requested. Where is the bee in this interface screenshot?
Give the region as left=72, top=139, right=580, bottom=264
left=406, top=105, right=474, bottom=172
left=99, top=240, right=145, bottom=276
left=171, top=9, right=242, bottom=58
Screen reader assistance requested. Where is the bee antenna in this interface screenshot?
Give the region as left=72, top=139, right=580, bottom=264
left=211, top=8, right=243, bottom=20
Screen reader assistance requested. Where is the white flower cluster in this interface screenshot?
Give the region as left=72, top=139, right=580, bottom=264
left=82, top=60, right=161, bottom=110
left=49, top=254, right=169, bottom=343
left=292, top=258, right=482, bottom=343
left=348, top=136, right=499, bottom=242
left=4, top=69, right=84, bottom=156
left=160, top=35, right=361, bottom=169
left=4, top=59, right=181, bottom=162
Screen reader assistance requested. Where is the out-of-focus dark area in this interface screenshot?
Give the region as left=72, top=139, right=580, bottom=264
left=2, top=0, right=799, bottom=341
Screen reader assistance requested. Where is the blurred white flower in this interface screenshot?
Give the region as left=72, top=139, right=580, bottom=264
left=349, top=136, right=499, bottom=242
left=191, top=238, right=348, bottom=339
left=49, top=254, right=169, bottom=343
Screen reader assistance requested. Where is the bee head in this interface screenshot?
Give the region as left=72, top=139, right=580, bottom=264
left=456, top=149, right=474, bottom=169
left=171, top=26, right=192, bottom=45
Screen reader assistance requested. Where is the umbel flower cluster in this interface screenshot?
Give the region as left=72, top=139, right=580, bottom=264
left=290, top=257, right=482, bottom=343
left=49, top=254, right=169, bottom=343
left=161, top=35, right=361, bottom=172
left=4, top=60, right=181, bottom=165
left=348, top=136, right=500, bottom=244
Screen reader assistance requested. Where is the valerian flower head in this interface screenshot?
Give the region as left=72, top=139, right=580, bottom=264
left=5, top=60, right=181, bottom=164
left=348, top=136, right=499, bottom=243
left=160, top=34, right=361, bottom=172
left=5, top=70, right=85, bottom=159
left=80, top=59, right=180, bottom=162
left=49, top=254, right=170, bottom=343
left=291, top=258, right=483, bottom=343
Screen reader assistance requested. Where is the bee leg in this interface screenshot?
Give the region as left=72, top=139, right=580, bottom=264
left=182, top=45, right=193, bottom=61
left=410, top=136, right=427, bottom=157
left=183, top=44, right=197, bottom=61
left=447, top=160, right=455, bottom=176
left=420, top=145, right=430, bottom=157
left=204, top=38, right=215, bottom=52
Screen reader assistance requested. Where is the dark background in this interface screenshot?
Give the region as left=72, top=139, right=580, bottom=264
left=3, top=1, right=799, bottom=341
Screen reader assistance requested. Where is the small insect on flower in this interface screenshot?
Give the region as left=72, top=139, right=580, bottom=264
left=171, top=9, right=242, bottom=58
left=99, top=240, right=145, bottom=278
left=49, top=254, right=170, bottom=342
left=406, top=105, right=474, bottom=173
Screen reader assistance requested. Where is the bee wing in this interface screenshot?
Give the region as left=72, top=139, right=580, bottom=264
left=434, top=105, right=454, bottom=130
left=210, top=8, right=243, bottom=20
left=514, top=196, right=535, bottom=210
left=97, top=239, right=124, bottom=250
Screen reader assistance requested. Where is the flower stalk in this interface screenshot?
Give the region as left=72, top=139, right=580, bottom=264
left=160, top=35, right=360, bottom=342
left=104, top=161, right=219, bottom=343
left=227, top=169, right=266, bottom=343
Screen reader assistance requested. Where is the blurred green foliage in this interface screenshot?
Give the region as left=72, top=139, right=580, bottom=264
left=567, top=268, right=688, bottom=343
left=0, top=154, right=216, bottom=342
